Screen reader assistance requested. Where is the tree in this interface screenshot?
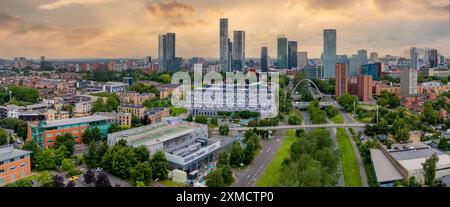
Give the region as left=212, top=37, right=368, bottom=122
left=186, top=114, right=193, bottom=122
left=0, top=129, right=9, bottom=146
left=130, top=162, right=153, bottom=186
left=337, top=94, right=358, bottom=113
left=217, top=151, right=230, bottom=168
left=422, top=101, right=439, bottom=125
left=102, top=143, right=137, bottom=178
left=22, top=140, right=40, bottom=168
left=55, top=145, right=68, bottom=167
left=159, top=74, right=172, bottom=84
left=194, top=115, right=208, bottom=124
left=66, top=181, right=76, bottom=187
left=438, top=137, right=449, bottom=151
left=395, top=128, right=410, bottom=143
left=422, top=153, right=439, bottom=186
left=95, top=172, right=112, bottom=187
left=288, top=115, right=302, bottom=125
left=219, top=125, right=230, bottom=136
left=53, top=175, right=65, bottom=187
left=221, top=165, right=234, bottom=186
left=131, top=114, right=142, bottom=127
left=205, top=168, right=225, bottom=187
left=325, top=106, right=339, bottom=118
left=92, top=98, right=106, bottom=113
left=35, top=149, right=56, bottom=170
left=61, top=158, right=75, bottom=172
left=83, top=169, right=96, bottom=185
left=84, top=142, right=108, bottom=168
left=134, top=145, right=150, bottom=163
left=55, top=133, right=75, bottom=157
left=150, top=151, right=169, bottom=180
left=229, top=142, right=244, bottom=168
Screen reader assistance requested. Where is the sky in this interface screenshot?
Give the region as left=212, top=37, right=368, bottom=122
left=0, top=0, right=449, bottom=59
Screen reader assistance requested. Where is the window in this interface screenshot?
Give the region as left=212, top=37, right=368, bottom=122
left=21, top=171, right=26, bottom=178
left=20, top=156, right=25, bottom=159
left=47, top=140, right=53, bottom=143
left=10, top=158, right=14, bottom=162
left=47, top=133, right=52, bottom=137
left=73, top=130, right=78, bottom=134
left=56, top=132, right=61, bottom=136
left=0, top=178, right=4, bottom=185
left=10, top=166, right=16, bottom=170
left=0, top=169, right=4, bottom=174
left=0, top=161, right=4, bottom=165
left=10, top=174, right=15, bottom=182
left=20, top=163, right=26, bottom=168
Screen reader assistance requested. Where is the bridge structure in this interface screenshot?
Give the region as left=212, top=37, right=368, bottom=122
left=212, top=123, right=368, bottom=132
left=291, top=79, right=336, bottom=109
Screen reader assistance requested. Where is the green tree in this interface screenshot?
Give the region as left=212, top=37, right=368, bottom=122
left=186, top=114, right=193, bottom=122
left=288, top=114, right=302, bottom=125
left=229, top=142, right=244, bottom=168
left=102, top=143, right=137, bottom=178
left=35, top=149, right=56, bottom=170
left=421, top=101, right=439, bottom=125
left=131, top=114, right=142, bottom=127
left=22, top=140, right=40, bottom=168
left=55, top=133, right=75, bottom=157
left=130, top=162, right=153, bottom=186
left=194, top=115, right=208, bottom=124
left=61, top=158, right=76, bottom=171
left=92, top=98, right=106, bottom=113
left=422, top=153, right=439, bottom=186
left=205, top=168, right=225, bottom=187
left=84, top=142, right=108, bottom=168
left=217, top=151, right=230, bottom=168
left=0, top=129, right=9, bottom=146
left=219, top=125, right=230, bottom=136
left=134, top=145, right=150, bottom=163
left=159, top=74, right=172, bottom=83
left=221, top=165, right=234, bottom=186
left=337, top=94, right=358, bottom=113
left=395, top=128, right=410, bottom=143
left=150, top=151, right=169, bottom=180
left=438, top=137, right=449, bottom=151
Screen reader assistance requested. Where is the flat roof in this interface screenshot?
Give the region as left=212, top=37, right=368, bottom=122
left=44, top=115, right=113, bottom=128
left=390, top=147, right=445, bottom=161
left=0, top=145, right=31, bottom=162
left=370, top=149, right=404, bottom=183
left=125, top=123, right=196, bottom=147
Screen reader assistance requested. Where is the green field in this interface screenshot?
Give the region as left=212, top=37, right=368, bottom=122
left=256, top=130, right=296, bottom=187
left=170, top=107, right=187, bottom=116
left=160, top=180, right=188, bottom=187
left=358, top=117, right=374, bottom=123
left=336, top=128, right=362, bottom=187
left=330, top=114, right=345, bottom=124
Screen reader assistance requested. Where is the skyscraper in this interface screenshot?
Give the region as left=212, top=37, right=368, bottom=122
left=158, top=33, right=178, bottom=72
left=158, top=34, right=167, bottom=72
left=220, top=18, right=229, bottom=72
left=428, top=49, right=438, bottom=68
left=370, top=52, right=379, bottom=62
left=323, top=29, right=337, bottom=78
left=348, top=50, right=368, bottom=77
left=400, top=68, right=418, bottom=97
left=232, top=30, right=245, bottom=71
left=410, top=47, right=418, bottom=69
left=288, top=41, right=298, bottom=68
left=260, top=47, right=269, bottom=72
left=335, top=63, right=348, bottom=97
left=277, top=36, right=288, bottom=69
left=297, top=51, right=308, bottom=70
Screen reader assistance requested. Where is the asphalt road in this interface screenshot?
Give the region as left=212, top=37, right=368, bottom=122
left=232, top=129, right=286, bottom=187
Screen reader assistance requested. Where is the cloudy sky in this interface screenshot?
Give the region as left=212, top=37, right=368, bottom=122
left=0, top=0, right=448, bottom=59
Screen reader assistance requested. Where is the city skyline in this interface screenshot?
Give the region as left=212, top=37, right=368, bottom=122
left=0, top=0, right=449, bottom=59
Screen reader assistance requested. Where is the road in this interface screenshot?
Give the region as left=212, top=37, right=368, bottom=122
left=216, top=123, right=367, bottom=131
left=232, top=129, right=286, bottom=187
left=336, top=106, right=369, bottom=187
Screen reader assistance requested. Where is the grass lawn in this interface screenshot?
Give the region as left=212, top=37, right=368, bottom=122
left=336, top=128, right=362, bottom=187
left=159, top=180, right=188, bottom=187
left=170, top=107, right=187, bottom=116
left=255, top=130, right=296, bottom=187
left=358, top=117, right=374, bottom=123
left=359, top=104, right=376, bottom=111
left=330, top=114, right=345, bottom=124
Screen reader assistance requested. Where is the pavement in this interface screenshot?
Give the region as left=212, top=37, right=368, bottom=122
left=232, top=129, right=286, bottom=187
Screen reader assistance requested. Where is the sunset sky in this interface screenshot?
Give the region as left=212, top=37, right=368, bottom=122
left=0, top=0, right=449, bottom=59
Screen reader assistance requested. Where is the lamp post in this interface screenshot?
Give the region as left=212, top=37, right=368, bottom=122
left=376, top=105, right=379, bottom=124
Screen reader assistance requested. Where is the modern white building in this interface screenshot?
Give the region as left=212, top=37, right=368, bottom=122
left=107, top=117, right=222, bottom=172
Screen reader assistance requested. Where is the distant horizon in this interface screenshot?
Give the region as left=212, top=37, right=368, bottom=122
left=0, top=0, right=449, bottom=59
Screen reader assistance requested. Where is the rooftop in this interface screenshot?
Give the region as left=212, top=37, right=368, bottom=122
left=44, top=115, right=114, bottom=128
left=390, top=147, right=450, bottom=171
left=370, top=149, right=404, bottom=183
left=119, top=104, right=145, bottom=109
left=0, top=145, right=31, bottom=162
